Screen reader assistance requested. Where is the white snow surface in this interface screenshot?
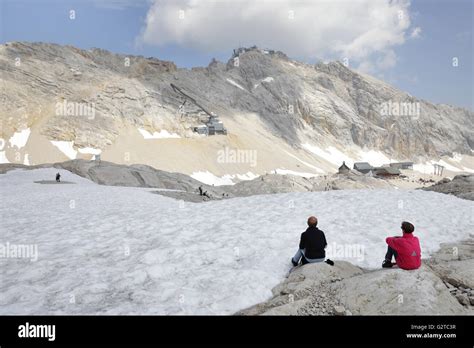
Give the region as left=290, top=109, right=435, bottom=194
left=303, top=143, right=395, bottom=168
left=303, top=143, right=474, bottom=175
left=413, top=158, right=474, bottom=175
left=254, top=77, right=274, bottom=89
left=138, top=128, right=181, bottom=139
left=274, top=168, right=319, bottom=178
left=190, top=171, right=259, bottom=186
left=0, top=151, right=9, bottom=164
left=9, top=128, right=31, bottom=149
left=1, top=168, right=473, bottom=315
left=357, top=149, right=393, bottom=167
left=226, top=78, right=246, bottom=91
left=303, top=143, right=354, bottom=167
left=191, top=171, right=235, bottom=185
left=77, top=147, right=102, bottom=155
left=50, top=141, right=77, bottom=159
left=235, top=172, right=260, bottom=181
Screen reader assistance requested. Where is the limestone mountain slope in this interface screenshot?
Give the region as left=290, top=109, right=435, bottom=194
left=1, top=42, right=473, bottom=180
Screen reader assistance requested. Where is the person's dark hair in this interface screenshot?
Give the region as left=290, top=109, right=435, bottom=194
left=401, top=221, right=415, bottom=233
left=307, top=216, right=318, bottom=227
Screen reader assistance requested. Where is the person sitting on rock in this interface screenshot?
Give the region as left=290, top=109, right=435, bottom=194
left=291, top=216, right=328, bottom=266
left=383, top=221, right=421, bottom=270
left=55, top=172, right=61, bottom=183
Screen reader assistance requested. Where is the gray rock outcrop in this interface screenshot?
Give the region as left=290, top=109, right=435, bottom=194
left=0, top=160, right=401, bottom=201
left=422, top=174, right=474, bottom=200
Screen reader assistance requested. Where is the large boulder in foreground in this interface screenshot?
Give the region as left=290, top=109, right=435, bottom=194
left=333, top=265, right=466, bottom=315
left=272, top=261, right=363, bottom=296
left=237, top=240, right=474, bottom=315
left=236, top=261, right=363, bottom=315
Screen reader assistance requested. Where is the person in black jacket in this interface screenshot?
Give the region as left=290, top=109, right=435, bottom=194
left=291, top=216, right=327, bottom=266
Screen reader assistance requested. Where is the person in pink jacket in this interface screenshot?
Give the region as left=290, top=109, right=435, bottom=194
left=383, top=221, right=421, bottom=270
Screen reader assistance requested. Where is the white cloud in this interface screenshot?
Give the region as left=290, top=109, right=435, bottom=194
left=410, top=26, right=422, bottom=39
left=138, top=0, right=414, bottom=71
left=354, top=49, right=397, bottom=74
left=376, top=49, right=397, bottom=70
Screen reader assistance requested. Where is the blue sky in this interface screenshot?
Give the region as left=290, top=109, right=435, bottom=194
left=1, top=0, right=472, bottom=110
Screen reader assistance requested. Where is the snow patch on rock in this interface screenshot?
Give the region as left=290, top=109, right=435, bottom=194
left=50, top=141, right=77, bottom=159
left=0, top=151, right=10, bottom=164
left=303, top=144, right=396, bottom=169
left=9, top=128, right=31, bottom=149
left=138, top=128, right=181, bottom=139
left=303, top=144, right=353, bottom=167
left=274, top=169, right=319, bottom=178
left=191, top=171, right=236, bottom=186
left=77, top=147, right=102, bottom=155
left=235, top=172, right=260, bottom=181
left=254, top=76, right=274, bottom=89
left=414, top=158, right=473, bottom=175
left=357, top=149, right=394, bottom=167
left=226, top=78, right=246, bottom=91
left=191, top=171, right=259, bottom=186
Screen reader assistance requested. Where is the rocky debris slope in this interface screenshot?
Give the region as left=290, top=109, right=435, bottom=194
left=236, top=239, right=474, bottom=315
left=421, top=174, right=474, bottom=200
left=1, top=42, right=473, bottom=175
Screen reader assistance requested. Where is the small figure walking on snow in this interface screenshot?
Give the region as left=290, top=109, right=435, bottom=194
left=55, top=172, right=61, bottom=183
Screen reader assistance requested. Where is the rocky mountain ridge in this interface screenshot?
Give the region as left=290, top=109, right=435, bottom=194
left=1, top=42, right=473, bottom=178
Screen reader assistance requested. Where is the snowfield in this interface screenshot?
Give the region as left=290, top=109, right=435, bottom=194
left=1, top=168, right=473, bottom=315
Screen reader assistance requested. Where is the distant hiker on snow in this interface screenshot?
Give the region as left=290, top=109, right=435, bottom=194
left=291, top=216, right=333, bottom=266
left=383, top=221, right=421, bottom=270
left=55, top=173, right=61, bottom=183
left=198, top=186, right=203, bottom=196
